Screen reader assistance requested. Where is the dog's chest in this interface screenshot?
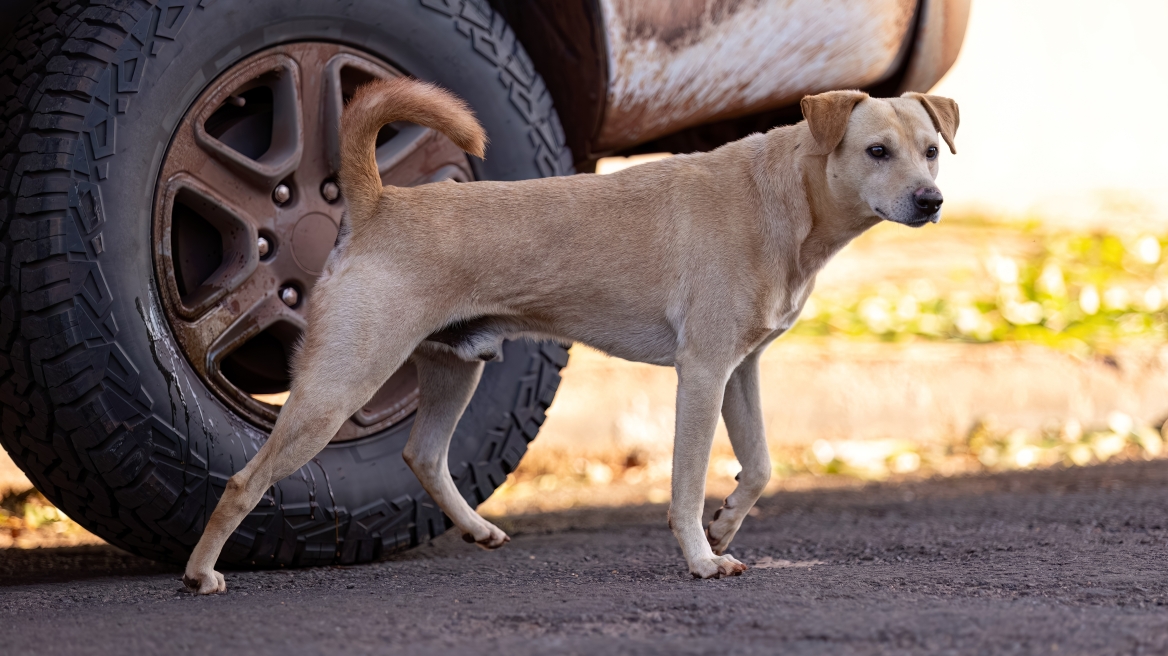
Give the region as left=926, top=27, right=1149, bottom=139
left=764, top=278, right=816, bottom=337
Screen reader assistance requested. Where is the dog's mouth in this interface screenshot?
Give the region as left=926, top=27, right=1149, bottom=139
left=875, top=207, right=938, bottom=228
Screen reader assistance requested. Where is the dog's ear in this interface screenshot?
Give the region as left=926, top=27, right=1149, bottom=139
left=905, top=92, right=959, bottom=154
left=800, top=90, right=868, bottom=156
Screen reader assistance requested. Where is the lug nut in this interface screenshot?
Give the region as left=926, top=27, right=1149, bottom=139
left=321, top=180, right=340, bottom=202
left=280, top=286, right=299, bottom=307
left=257, top=236, right=271, bottom=258
left=273, top=184, right=291, bottom=204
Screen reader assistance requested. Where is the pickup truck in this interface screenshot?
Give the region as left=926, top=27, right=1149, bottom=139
left=0, top=0, right=967, bottom=567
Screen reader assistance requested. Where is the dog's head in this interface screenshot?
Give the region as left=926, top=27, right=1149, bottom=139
left=801, top=90, right=959, bottom=228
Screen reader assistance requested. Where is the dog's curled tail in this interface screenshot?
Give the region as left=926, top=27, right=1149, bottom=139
left=339, top=77, right=487, bottom=223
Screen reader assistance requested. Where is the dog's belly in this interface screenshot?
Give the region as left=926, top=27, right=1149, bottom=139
left=572, top=323, right=679, bottom=366
left=426, top=314, right=679, bottom=366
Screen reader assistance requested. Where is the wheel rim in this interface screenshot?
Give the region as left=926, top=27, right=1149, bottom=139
left=152, top=42, right=473, bottom=441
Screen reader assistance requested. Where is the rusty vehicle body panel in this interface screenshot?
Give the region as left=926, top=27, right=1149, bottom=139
left=494, top=0, right=969, bottom=162
left=898, top=0, right=971, bottom=94
left=595, top=0, right=966, bottom=151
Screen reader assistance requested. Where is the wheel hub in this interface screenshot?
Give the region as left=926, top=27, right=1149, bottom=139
left=152, top=42, right=473, bottom=440
left=290, top=213, right=337, bottom=274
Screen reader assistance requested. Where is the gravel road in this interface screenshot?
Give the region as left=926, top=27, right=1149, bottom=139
left=3, top=460, right=1167, bottom=655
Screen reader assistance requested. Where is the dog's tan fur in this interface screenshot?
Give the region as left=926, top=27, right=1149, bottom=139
left=182, top=78, right=958, bottom=593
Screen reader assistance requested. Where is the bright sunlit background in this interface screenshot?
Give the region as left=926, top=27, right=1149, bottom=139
left=932, top=0, right=1168, bottom=227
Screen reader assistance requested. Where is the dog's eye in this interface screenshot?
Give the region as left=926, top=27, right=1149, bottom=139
left=867, top=145, right=887, bottom=159
left=926, top=146, right=938, bottom=159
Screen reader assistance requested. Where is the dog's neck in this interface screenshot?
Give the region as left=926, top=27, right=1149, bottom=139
left=798, top=152, right=881, bottom=274
left=752, top=126, right=880, bottom=282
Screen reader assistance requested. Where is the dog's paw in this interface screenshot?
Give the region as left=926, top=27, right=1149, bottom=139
left=689, top=554, right=748, bottom=579
left=705, top=506, right=741, bottom=556
left=182, top=569, right=226, bottom=595
left=460, top=522, right=510, bottom=550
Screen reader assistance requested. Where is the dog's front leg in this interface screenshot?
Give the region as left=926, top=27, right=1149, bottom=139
left=706, top=351, right=770, bottom=554
left=670, top=358, right=747, bottom=579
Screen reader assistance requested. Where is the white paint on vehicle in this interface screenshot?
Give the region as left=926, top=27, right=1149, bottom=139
left=597, top=0, right=917, bottom=149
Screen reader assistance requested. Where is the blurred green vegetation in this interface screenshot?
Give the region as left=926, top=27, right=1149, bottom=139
left=793, top=224, right=1168, bottom=355
left=772, top=411, right=1163, bottom=482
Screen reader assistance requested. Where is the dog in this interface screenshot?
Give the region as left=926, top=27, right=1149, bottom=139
left=182, top=78, right=958, bottom=593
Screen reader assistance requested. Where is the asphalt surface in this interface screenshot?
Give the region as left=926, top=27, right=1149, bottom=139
left=3, top=461, right=1168, bottom=655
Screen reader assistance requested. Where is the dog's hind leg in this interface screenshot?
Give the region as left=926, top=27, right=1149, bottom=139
left=183, top=291, right=426, bottom=594
left=403, top=347, right=509, bottom=548
left=706, top=351, right=770, bottom=555
left=669, top=356, right=747, bottom=579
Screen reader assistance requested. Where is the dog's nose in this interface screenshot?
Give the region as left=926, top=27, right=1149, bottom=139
left=914, top=188, right=943, bottom=214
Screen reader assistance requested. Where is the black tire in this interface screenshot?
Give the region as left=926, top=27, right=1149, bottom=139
left=0, top=0, right=571, bottom=566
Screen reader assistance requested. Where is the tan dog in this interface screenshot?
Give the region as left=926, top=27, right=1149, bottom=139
left=182, top=78, right=958, bottom=593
